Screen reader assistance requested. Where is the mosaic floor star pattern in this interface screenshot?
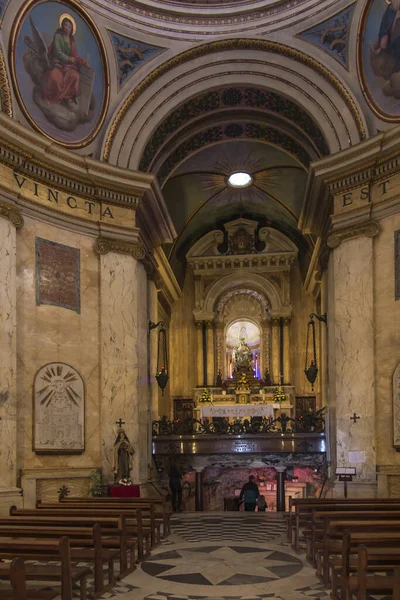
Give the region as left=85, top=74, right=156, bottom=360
left=18, top=512, right=394, bottom=600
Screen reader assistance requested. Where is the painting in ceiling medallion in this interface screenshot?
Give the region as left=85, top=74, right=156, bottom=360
left=298, top=3, right=355, bottom=68
left=358, top=0, right=400, bottom=121
left=10, top=0, right=109, bottom=148
left=108, top=30, right=165, bottom=90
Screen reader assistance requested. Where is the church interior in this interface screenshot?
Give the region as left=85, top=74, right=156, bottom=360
left=0, top=0, right=399, bottom=598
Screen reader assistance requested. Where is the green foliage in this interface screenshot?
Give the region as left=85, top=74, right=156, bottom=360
left=90, top=471, right=107, bottom=497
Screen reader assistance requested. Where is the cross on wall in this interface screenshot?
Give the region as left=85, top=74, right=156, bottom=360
left=350, top=413, right=360, bottom=424
left=115, top=418, right=125, bottom=428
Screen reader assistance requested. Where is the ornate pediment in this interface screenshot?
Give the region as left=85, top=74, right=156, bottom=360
left=187, top=219, right=297, bottom=274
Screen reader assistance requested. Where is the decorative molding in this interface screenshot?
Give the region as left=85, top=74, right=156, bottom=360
left=0, top=47, right=12, bottom=118
left=0, top=201, right=23, bottom=228
left=103, top=38, right=365, bottom=161
left=395, top=230, right=400, bottom=302
left=140, top=87, right=328, bottom=173
left=94, top=236, right=146, bottom=260
left=327, top=220, right=380, bottom=249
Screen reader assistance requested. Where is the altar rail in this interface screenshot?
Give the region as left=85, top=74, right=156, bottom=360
left=152, top=416, right=326, bottom=455
left=152, top=414, right=325, bottom=436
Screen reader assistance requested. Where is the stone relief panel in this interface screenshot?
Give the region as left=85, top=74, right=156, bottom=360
left=34, top=363, right=84, bottom=454
left=389, top=475, right=400, bottom=498
left=37, top=477, right=90, bottom=501
left=393, top=362, right=400, bottom=449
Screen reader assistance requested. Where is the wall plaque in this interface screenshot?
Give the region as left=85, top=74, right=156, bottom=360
left=34, top=363, right=85, bottom=454
left=36, top=237, right=80, bottom=313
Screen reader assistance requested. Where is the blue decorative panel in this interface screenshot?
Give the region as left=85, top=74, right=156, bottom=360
left=395, top=230, right=400, bottom=301
left=109, top=30, right=165, bottom=89
left=298, top=4, right=355, bottom=68
left=0, top=0, right=9, bottom=23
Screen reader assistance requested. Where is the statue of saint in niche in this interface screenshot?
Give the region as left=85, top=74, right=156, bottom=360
left=113, top=429, right=135, bottom=482
left=232, top=335, right=253, bottom=370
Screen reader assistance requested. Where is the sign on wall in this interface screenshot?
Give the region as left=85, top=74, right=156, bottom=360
left=34, top=363, right=85, bottom=454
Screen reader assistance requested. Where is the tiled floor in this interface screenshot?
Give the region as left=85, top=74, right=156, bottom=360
left=21, top=513, right=392, bottom=600
left=117, top=513, right=328, bottom=600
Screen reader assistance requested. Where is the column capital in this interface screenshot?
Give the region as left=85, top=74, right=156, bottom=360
left=327, top=219, right=379, bottom=249
left=275, top=466, right=287, bottom=473
left=0, top=201, right=24, bottom=228
left=205, top=320, right=214, bottom=329
left=195, top=320, right=204, bottom=330
left=95, top=236, right=146, bottom=259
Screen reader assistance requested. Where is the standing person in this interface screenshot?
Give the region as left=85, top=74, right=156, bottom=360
left=257, top=494, right=267, bottom=512
left=239, top=475, right=259, bottom=511
left=169, top=462, right=182, bottom=512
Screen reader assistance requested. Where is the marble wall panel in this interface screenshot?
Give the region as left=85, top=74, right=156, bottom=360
left=0, top=218, right=17, bottom=488
left=170, top=268, right=197, bottom=399
left=374, top=214, right=400, bottom=467
left=100, top=253, right=149, bottom=484
left=16, top=218, right=101, bottom=475
left=289, top=263, right=318, bottom=396
left=332, top=236, right=376, bottom=479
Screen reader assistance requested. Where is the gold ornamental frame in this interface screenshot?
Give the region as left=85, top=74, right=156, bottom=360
left=356, top=0, right=400, bottom=123
left=9, top=0, right=110, bottom=149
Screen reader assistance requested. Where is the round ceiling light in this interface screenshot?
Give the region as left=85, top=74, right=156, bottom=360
left=227, top=172, right=253, bottom=188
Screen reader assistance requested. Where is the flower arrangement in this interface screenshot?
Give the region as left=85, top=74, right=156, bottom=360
left=199, top=388, right=212, bottom=403
left=119, top=477, right=133, bottom=486
left=273, top=385, right=287, bottom=404
left=259, top=475, right=265, bottom=483
left=237, top=373, right=250, bottom=389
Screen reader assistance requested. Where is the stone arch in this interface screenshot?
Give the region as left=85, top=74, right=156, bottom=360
left=200, top=272, right=281, bottom=316
left=103, top=40, right=366, bottom=167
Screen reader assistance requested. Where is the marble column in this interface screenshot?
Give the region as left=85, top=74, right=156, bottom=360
left=261, top=320, right=270, bottom=380
left=0, top=213, right=21, bottom=510
left=148, top=279, right=158, bottom=422
left=215, top=324, right=224, bottom=380
left=195, top=321, right=204, bottom=387
left=283, top=318, right=291, bottom=384
left=195, top=468, right=204, bottom=511
left=271, top=318, right=281, bottom=385
left=148, top=279, right=158, bottom=479
left=100, top=251, right=148, bottom=484
left=328, top=232, right=377, bottom=489
left=275, top=466, right=286, bottom=512
left=206, top=321, right=215, bottom=386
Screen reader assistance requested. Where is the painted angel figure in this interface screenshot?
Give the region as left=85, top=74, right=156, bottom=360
left=22, top=14, right=95, bottom=130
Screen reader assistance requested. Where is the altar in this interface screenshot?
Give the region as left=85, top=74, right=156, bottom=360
left=200, top=404, right=274, bottom=419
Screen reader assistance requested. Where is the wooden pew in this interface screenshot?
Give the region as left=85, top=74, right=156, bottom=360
left=330, top=530, right=400, bottom=600
left=319, top=519, right=400, bottom=584
left=36, top=501, right=161, bottom=546
left=61, top=496, right=171, bottom=536
left=11, top=507, right=151, bottom=560
left=0, top=523, right=117, bottom=596
left=289, top=499, right=400, bottom=550
left=0, top=514, right=133, bottom=574
left=348, top=544, right=400, bottom=600
left=0, top=536, right=90, bottom=600
left=304, top=508, right=400, bottom=565
left=0, top=557, right=59, bottom=600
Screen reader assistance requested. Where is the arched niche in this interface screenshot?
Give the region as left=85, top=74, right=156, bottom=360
left=225, top=318, right=262, bottom=379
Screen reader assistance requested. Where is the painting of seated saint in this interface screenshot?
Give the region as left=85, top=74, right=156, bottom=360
left=11, top=0, right=109, bottom=147
left=358, top=0, right=400, bottom=120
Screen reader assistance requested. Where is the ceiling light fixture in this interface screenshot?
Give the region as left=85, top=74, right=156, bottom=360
left=227, top=172, right=253, bottom=188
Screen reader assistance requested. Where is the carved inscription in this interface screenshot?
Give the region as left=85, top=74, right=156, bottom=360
left=36, top=238, right=80, bottom=313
